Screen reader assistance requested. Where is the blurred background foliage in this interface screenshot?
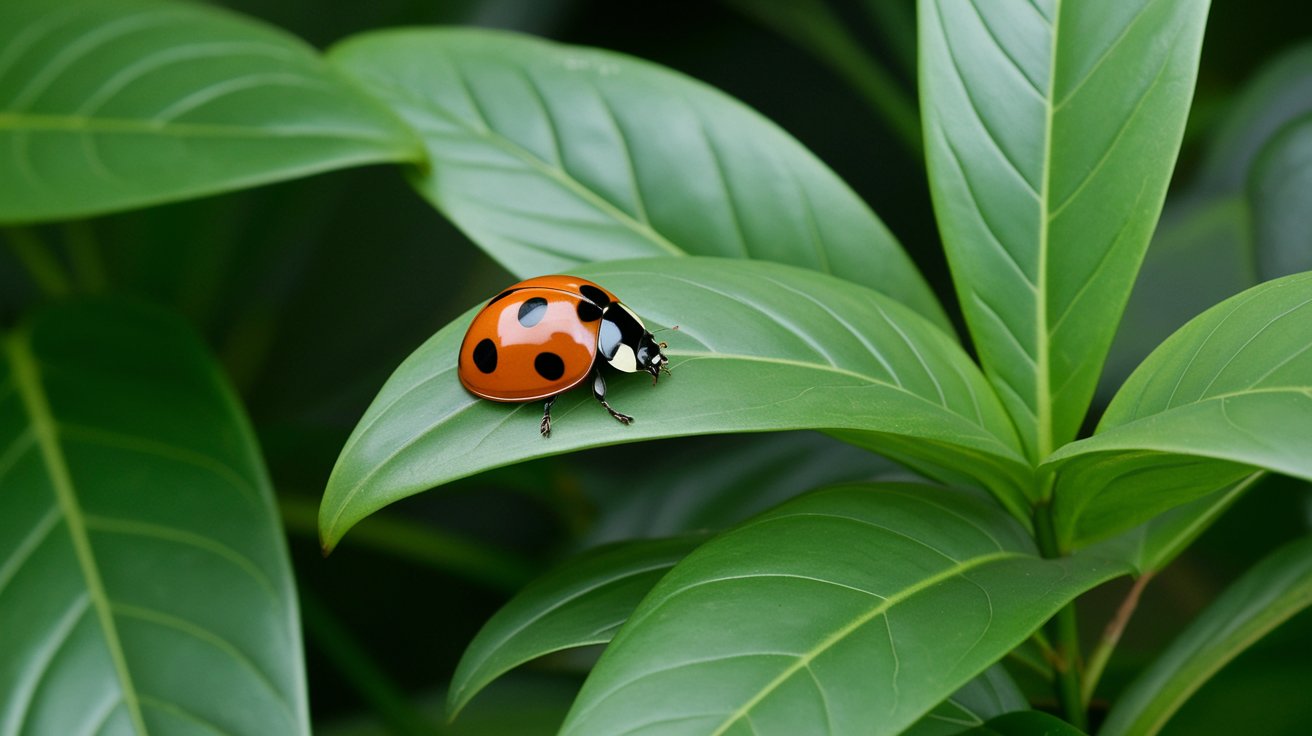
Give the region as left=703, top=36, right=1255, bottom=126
left=2, top=0, right=1310, bottom=733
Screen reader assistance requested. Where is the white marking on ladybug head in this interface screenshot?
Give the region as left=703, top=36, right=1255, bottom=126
left=607, top=343, right=638, bottom=373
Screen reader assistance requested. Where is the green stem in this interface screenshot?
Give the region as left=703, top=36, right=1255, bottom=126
left=280, top=495, right=536, bottom=594
left=4, top=228, right=71, bottom=297
left=1034, top=502, right=1087, bottom=730
left=1083, top=571, right=1153, bottom=705
left=299, top=587, right=445, bottom=736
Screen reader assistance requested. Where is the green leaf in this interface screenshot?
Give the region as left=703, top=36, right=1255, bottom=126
left=1098, top=195, right=1254, bottom=402
left=448, top=535, right=704, bottom=719
left=1248, top=114, right=1312, bottom=279
left=558, top=484, right=1126, bottom=735
left=0, top=301, right=308, bottom=734
left=1197, top=42, right=1312, bottom=192
left=961, top=711, right=1087, bottom=735
left=1047, top=273, right=1312, bottom=547
left=919, top=0, right=1210, bottom=459
left=1085, top=473, right=1261, bottom=574
left=905, top=665, right=1028, bottom=736
left=1100, top=535, right=1312, bottom=736
left=0, top=0, right=420, bottom=224
left=582, top=432, right=908, bottom=547
left=327, top=28, right=950, bottom=332
left=319, top=257, right=1029, bottom=551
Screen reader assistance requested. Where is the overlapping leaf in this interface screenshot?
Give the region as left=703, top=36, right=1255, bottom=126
left=327, top=28, right=950, bottom=331
left=0, top=0, right=420, bottom=223
left=0, top=302, right=308, bottom=734
left=920, top=0, right=1210, bottom=459
left=558, top=484, right=1126, bottom=735
left=1048, top=273, right=1312, bottom=547
left=1100, top=535, right=1312, bottom=736
left=319, top=258, right=1030, bottom=551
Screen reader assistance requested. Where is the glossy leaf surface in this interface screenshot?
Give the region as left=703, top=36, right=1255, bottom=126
left=448, top=535, right=704, bottom=718
left=559, top=484, right=1125, bottom=735
left=327, top=28, right=950, bottom=331
left=1048, top=273, right=1312, bottom=547
left=920, top=0, right=1209, bottom=459
left=0, top=0, right=419, bottom=224
left=319, top=258, right=1030, bottom=551
left=0, top=302, right=308, bottom=734
left=1100, top=535, right=1312, bottom=736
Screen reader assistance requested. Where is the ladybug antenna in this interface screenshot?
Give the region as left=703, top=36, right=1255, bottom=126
left=650, top=324, right=680, bottom=335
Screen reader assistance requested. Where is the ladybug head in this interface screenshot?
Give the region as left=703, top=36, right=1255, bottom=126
left=636, top=334, right=670, bottom=385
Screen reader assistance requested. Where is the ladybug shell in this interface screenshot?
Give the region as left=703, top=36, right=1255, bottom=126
left=458, top=276, right=620, bottom=402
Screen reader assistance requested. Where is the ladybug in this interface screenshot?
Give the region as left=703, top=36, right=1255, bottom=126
left=458, top=275, right=670, bottom=436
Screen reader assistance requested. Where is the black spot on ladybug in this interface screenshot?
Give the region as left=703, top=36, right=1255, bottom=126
left=518, top=297, right=548, bottom=328
left=534, top=352, right=565, bottom=381
left=472, top=338, right=498, bottom=374
left=488, top=289, right=516, bottom=306
left=579, top=284, right=610, bottom=307
left=576, top=300, right=603, bottom=322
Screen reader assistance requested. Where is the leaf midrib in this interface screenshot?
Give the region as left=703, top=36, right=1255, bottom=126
left=0, top=111, right=401, bottom=144
left=4, top=332, right=147, bottom=734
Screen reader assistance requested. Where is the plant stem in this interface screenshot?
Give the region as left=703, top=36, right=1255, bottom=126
left=64, top=221, right=107, bottom=293
left=1034, top=502, right=1087, bottom=730
left=1083, top=571, right=1153, bottom=704
left=4, top=228, right=71, bottom=297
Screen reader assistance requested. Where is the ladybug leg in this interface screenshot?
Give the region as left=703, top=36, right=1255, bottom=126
left=592, top=369, right=633, bottom=425
left=540, top=395, right=556, bottom=438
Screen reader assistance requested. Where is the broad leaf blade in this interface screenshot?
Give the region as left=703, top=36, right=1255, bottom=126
left=920, top=0, right=1209, bottom=458
left=448, top=535, right=704, bottom=718
left=0, top=0, right=420, bottom=224
left=558, top=484, right=1126, bottom=735
left=0, top=302, right=308, bottom=734
left=1047, top=273, right=1312, bottom=547
left=319, top=258, right=1029, bottom=551
left=327, top=28, right=950, bottom=331
left=1100, top=535, right=1312, bottom=736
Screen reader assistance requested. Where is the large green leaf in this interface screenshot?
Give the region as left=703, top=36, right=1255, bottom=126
left=319, top=257, right=1030, bottom=551
left=1100, top=535, right=1312, bottom=736
left=0, top=302, right=308, bottom=734
left=0, top=0, right=420, bottom=224
left=558, top=484, right=1126, bottom=735
left=919, top=0, right=1209, bottom=459
left=327, top=28, right=950, bottom=332
left=1248, top=114, right=1312, bottom=279
left=449, top=535, right=705, bottom=718
left=1047, top=273, right=1312, bottom=547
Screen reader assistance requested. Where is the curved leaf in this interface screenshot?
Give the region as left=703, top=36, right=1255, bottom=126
left=558, top=484, right=1126, bottom=735
left=1047, top=273, right=1312, bottom=547
left=920, top=0, right=1209, bottom=459
left=906, top=665, right=1027, bottom=736
left=319, top=257, right=1029, bottom=551
left=1249, top=114, right=1312, bottom=279
left=0, top=302, right=308, bottom=734
left=327, top=28, right=950, bottom=331
left=962, top=711, right=1087, bottom=735
left=449, top=535, right=704, bottom=718
left=582, top=432, right=909, bottom=547
left=0, top=0, right=420, bottom=224
left=1100, top=535, right=1312, bottom=736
